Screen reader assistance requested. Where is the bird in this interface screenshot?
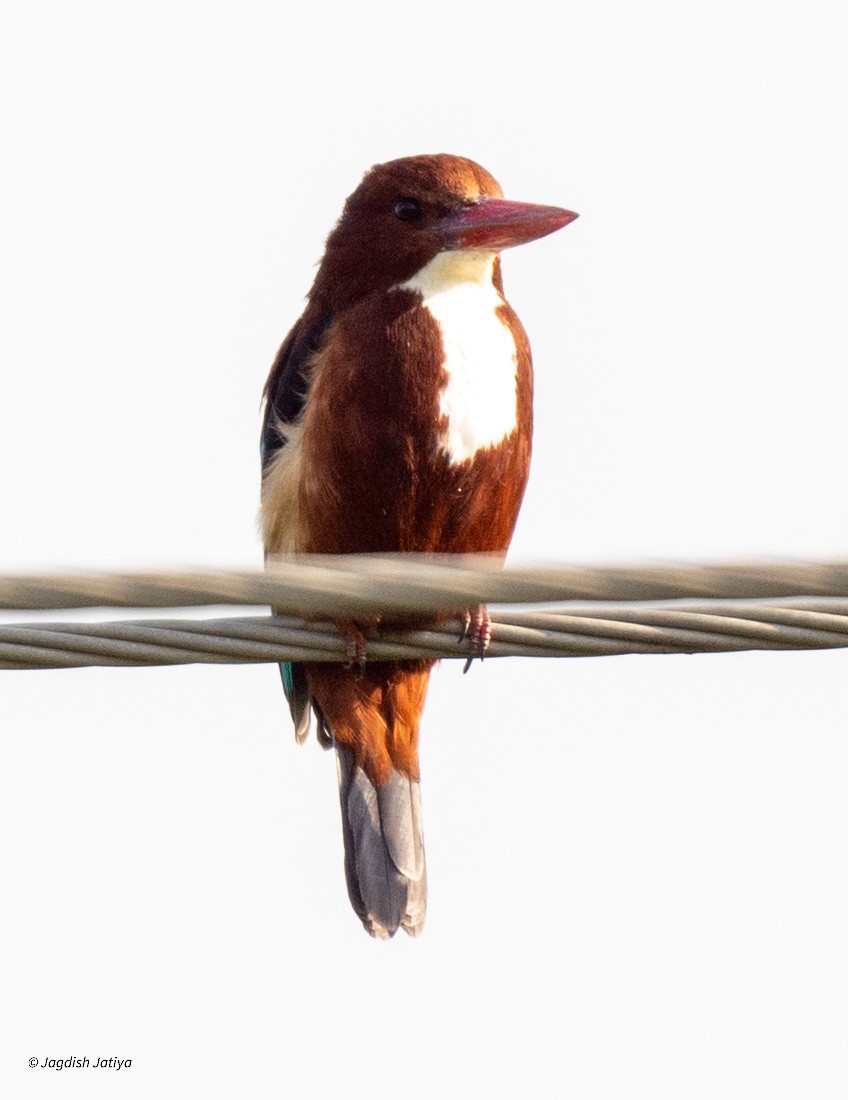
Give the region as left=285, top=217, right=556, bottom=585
left=260, top=154, right=577, bottom=938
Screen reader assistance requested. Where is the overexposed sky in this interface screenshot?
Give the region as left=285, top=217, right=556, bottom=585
left=2, top=1, right=847, bottom=1096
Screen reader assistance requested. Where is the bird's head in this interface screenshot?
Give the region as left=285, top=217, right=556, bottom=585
left=310, top=154, right=577, bottom=310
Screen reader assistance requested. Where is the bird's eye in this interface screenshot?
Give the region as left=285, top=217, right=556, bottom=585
left=394, top=198, right=423, bottom=222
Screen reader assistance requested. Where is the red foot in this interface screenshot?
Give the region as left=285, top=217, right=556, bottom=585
left=342, top=624, right=367, bottom=674
left=459, top=605, right=491, bottom=674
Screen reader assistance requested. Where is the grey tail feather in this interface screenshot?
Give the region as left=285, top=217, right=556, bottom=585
left=334, top=740, right=427, bottom=939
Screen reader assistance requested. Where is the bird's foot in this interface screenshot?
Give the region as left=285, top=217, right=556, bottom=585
left=459, top=604, right=491, bottom=674
left=342, top=624, right=368, bottom=674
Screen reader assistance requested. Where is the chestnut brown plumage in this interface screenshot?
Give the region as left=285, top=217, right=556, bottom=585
left=261, top=154, right=576, bottom=937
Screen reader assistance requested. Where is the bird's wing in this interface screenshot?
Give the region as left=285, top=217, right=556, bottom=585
left=260, top=304, right=332, bottom=472
left=261, top=303, right=332, bottom=743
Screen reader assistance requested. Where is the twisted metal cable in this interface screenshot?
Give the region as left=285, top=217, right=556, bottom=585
left=3, top=556, right=848, bottom=613
left=3, top=597, right=848, bottom=670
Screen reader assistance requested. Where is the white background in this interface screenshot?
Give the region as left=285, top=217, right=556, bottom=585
left=2, top=1, right=847, bottom=1096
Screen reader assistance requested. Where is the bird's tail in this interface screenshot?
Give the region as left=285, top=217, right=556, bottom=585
left=306, top=662, right=432, bottom=938
left=335, top=743, right=426, bottom=938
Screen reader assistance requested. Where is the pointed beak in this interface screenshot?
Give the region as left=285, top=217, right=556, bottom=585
left=436, top=197, right=578, bottom=252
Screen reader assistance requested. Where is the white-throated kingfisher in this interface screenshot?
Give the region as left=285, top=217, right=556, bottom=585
left=260, top=154, right=576, bottom=938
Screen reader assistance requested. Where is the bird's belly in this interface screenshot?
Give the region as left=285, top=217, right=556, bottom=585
left=291, top=266, right=530, bottom=555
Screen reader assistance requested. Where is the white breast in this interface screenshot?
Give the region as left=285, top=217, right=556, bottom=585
left=399, top=251, right=518, bottom=466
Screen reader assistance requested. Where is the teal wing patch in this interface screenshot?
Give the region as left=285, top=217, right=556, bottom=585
left=279, top=661, right=312, bottom=743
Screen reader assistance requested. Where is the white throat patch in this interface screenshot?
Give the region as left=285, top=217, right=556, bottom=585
left=398, top=251, right=518, bottom=466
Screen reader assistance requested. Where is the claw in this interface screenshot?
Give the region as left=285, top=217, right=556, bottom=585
left=342, top=624, right=367, bottom=674
left=460, top=605, right=491, bottom=674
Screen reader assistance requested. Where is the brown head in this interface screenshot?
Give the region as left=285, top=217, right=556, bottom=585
left=310, top=153, right=577, bottom=310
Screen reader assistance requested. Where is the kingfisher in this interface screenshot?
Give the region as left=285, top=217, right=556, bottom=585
left=260, top=154, right=577, bottom=938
